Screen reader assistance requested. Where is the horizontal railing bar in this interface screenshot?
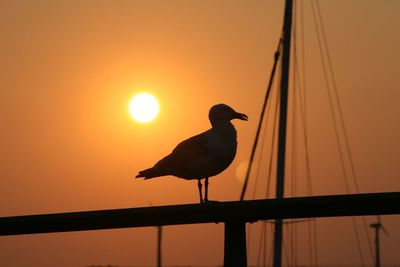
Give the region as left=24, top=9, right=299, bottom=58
left=1, top=192, right=399, bottom=236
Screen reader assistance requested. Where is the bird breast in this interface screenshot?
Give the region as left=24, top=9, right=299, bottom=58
left=208, top=130, right=237, bottom=161
left=198, top=125, right=238, bottom=177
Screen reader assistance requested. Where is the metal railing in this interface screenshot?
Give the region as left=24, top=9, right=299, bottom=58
left=1, top=192, right=400, bottom=266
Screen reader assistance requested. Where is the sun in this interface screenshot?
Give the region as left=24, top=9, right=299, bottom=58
left=129, top=93, right=159, bottom=123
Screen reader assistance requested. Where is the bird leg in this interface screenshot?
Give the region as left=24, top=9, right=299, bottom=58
left=197, top=179, right=204, bottom=204
left=204, top=177, right=209, bottom=203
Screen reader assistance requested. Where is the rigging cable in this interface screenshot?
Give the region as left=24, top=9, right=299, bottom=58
left=314, top=0, right=361, bottom=192
left=265, top=82, right=281, bottom=201
left=290, top=4, right=299, bottom=264
left=246, top=39, right=281, bottom=264
left=311, top=0, right=351, bottom=193
left=293, top=32, right=319, bottom=267
left=246, top=83, right=273, bottom=256
left=240, top=38, right=282, bottom=201
left=259, top=78, right=281, bottom=265
left=258, top=80, right=281, bottom=266
left=313, top=1, right=374, bottom=260
left=253, top=74, right=281, bottom=266
left=247, top=59, right=281, bottom=258
left=298, top=18, right=317, bottom=264
left=250, top=92, right=275, bottom=200
left=293, top=1, right=320, bottom=265
left=309, top=2, right=364, bottom=265
left=310, top=0, right=372, bottom=265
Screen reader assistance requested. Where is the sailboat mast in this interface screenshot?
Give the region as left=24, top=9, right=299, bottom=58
left=273, top=0, right=293, bottom=267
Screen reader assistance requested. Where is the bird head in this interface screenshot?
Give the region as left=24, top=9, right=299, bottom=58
left=209, top=104, right=248, bottom=126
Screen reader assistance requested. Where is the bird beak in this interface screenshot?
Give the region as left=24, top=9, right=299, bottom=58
left=234, top=112, right=248, bottom=121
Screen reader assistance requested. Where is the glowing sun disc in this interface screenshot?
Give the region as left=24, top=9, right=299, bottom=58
left=129, top=93, right=159, bottom=123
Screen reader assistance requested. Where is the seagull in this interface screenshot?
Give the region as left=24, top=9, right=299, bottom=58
left=135, top=103, right=248, bottom=203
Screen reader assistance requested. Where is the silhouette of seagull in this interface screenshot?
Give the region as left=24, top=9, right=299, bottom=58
left=135, top=103, right=248, bottom=203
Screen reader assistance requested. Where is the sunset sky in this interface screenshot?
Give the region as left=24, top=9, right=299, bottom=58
left=1, top=0, right=400, bottom=266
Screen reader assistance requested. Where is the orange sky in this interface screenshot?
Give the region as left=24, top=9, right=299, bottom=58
left=1, top=1, right=400, bottom=266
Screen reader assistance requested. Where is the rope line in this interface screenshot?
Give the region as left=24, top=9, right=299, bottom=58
left=314, top=1, right=374, bottom=260
left=311, top=1, right=371, bottom=265
left=240, top=38, right=282, bottom=201
left=293, top=3, right=319, bottom=265
left=290, top=5, right=300, bottom=264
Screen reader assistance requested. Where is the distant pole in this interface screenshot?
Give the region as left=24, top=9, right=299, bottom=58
left=273, top=0, right=293, bottom=267
left=370, top=223, right=381, bottom=267
left=157, top=226, right=162, bottom=267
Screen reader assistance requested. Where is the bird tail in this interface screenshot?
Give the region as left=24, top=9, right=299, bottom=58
left=135, top=167, right=161, bottom=179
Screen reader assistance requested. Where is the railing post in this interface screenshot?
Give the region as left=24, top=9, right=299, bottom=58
left=224, top=221, right=247, bottom=267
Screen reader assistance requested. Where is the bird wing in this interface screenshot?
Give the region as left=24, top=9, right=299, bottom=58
left=172, top=131, right=210, bottom=157
left=154, top=130, right=211, bottom=177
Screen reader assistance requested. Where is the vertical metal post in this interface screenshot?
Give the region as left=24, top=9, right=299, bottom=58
left=274, top=0, right=293, bottom=267
left=224, top=221, right=247, bottom=267
left=370, top=223, right=381, bottom=267
left=375, top=226, right=380, bottom=267
left=157, top=226, right=162, bottom=267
